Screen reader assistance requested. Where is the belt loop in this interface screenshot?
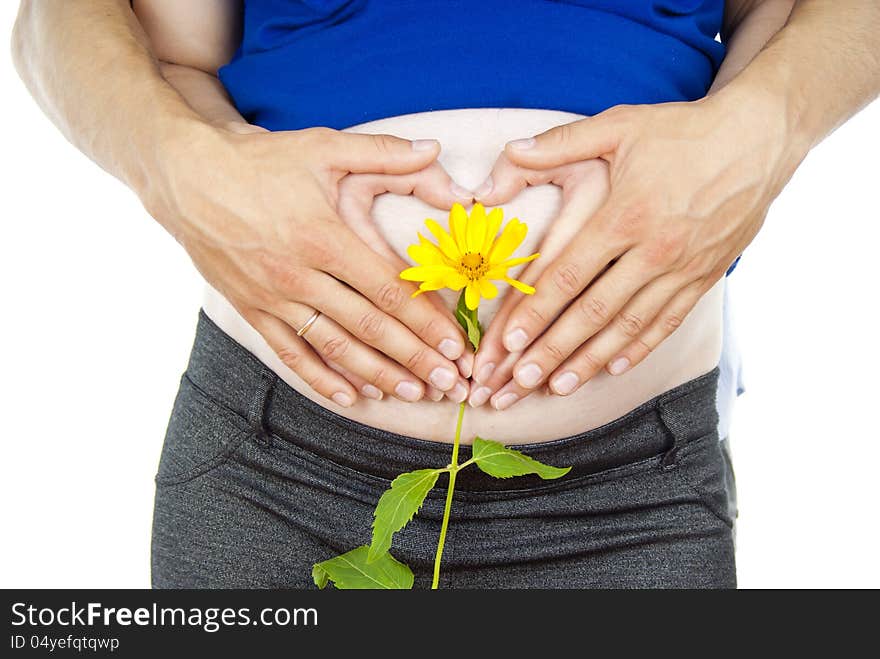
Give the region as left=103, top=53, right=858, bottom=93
left=655, top=381, right=717, bottom=470
left=247, top=369, right=278, bottom=447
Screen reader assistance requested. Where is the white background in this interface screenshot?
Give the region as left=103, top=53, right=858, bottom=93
left=1, top=3, right=877, bottom=589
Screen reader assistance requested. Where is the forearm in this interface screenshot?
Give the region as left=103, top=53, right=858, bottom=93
left=11, top=0, right=204, bottom=197
left=159, top=63, right=246, bottom=127
left=710, top=0, right=795, bottom=93
left=717, top=0, right=880, bottom=153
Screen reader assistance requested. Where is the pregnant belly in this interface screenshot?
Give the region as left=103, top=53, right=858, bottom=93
left=203, top=108, right=724, bottom=444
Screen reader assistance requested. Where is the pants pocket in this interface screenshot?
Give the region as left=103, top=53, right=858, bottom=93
left=154, top=373, right=253, bottom=487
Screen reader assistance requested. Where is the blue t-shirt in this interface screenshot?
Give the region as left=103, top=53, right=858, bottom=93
left=219, top=1, right=738, bottom=275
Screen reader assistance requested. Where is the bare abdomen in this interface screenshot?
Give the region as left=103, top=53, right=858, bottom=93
left=204, top=108, right=724, bottom=444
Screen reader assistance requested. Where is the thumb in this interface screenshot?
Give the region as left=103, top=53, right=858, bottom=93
left=323, top=129, right=442, bottom=175
left=503, top=110, right=623, bottom=170
left=338, top=162, right=473, bottom=214
left=221, top=121, right=270, bottom=135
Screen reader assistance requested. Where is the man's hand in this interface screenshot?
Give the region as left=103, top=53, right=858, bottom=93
left=149, top=121, right=472, bottom=407
left=472, top=95, right=802, bottom=406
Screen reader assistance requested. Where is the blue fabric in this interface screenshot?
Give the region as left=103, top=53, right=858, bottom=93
left=220, top=0, right=727, bottom=132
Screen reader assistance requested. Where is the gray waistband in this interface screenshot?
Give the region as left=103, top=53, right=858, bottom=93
left=185, top=310, right=720, bottom=491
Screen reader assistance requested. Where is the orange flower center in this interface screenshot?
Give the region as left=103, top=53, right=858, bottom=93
left=459, top=252, right=487, bottom=280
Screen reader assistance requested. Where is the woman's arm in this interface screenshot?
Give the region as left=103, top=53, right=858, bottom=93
left=133, top=0, right=240, bottom=74
left=157, top=64, right=248, bottom=128
left=12, top=0, right=472, bottom=406
left=132, top=0, right=249, bottom=128
left=712, top=0, right=796, bottom=92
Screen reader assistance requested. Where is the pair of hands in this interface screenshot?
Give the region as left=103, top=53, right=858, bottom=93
left=149, top=95, right=787, bottom=410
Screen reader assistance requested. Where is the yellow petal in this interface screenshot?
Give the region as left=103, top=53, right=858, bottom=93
left=412, top=281, right=447, bottom=298
left=449, top=203, right=468, bottom=254
left=465, top=281, right=481, bottom=310
left=467, top=203, right=487, bottom=253
left=418, top=280, right=447, bottom=292
left=445, top=271, right=469, bottom=290
left=399, top=264, right=457, bottom=282
left=481, top=207, right=504, bottom=255
left=504, top=276, right=536, bottom=295
left=498, top=252, right=540, bottom=269
left=484, top=253, right=538, bottom=280
left=478, top=278, right=498, bottom=299
left=407, top=233, right=447, bottom=266
left=488, top=218, right=528, bottom=264
left=425, top=218, right=461, bottom=261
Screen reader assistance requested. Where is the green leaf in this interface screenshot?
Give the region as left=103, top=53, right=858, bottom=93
left=455, top=290, right=483, bottom=351
left=369, top=468, right=441, bottom=562
left=312, top=546, right=414, bottom=590
left=471, top=436, right=572, bottom=480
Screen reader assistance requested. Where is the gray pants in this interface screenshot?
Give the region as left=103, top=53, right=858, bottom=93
left=151, top=312, right=737, bottom=589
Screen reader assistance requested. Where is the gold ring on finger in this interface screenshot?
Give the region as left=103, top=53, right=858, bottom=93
left=296, top=310, right=321, bottom=337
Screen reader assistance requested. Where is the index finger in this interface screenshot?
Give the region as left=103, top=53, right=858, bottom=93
left=322, top=228, right=467, bottom=362
left=500, top=206, right=622, bottom=353
left=325, top=130, right=442, bottom=175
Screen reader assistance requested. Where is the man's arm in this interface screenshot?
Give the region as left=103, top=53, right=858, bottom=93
left=12, top=0, right=473, bottom=406
left=469, top=0, right=795, bottom=405
left=472, top=0, right=879, bottom=405
left=136, top=0, right=477, bottom=396
left=11, top=0, right=200, bottom=197
left=722, top=0, right=880, bottom=152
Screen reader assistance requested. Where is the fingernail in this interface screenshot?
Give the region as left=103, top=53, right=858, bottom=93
left=469, top=386, right=492, bottom=407
left=504, top=328, right=529, bottom=352
left=450, top=182, right=473, bottom=201
left=437, top=338, right=462, bottom=360
left=515, top=363, right=543, bottom=388
left=551, top=371, right=579, bottom=395
left=475, top=362, right=496, bottom=384
left=456, top=354, right=473, bottom=379
left=508, top=137, right=536, bottom=150
left=361, top=384, right=383, bottom=400
left=448, top=381, right=468, bottom=404
left=493, top=392, right=519, bottom=411
left=394, top=380, right=422, bottom=402
left=427, top=386, right=445, bottom=402
left=608, top=356, right=631, bottom=375
left=474, top=176, right=493, bottom=199
left=429, top=366, right=457, bottom=390
left=331, top=392, right=354, bottom=407
left=412, top=139, right=440, bottom=152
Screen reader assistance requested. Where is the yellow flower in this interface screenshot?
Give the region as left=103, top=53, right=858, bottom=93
left=400, top=203, right=540, bottom=310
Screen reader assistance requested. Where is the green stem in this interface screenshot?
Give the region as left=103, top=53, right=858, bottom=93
left=432, top=401, right=466, bottom=589
left=457, top=456, right=476, bottom=470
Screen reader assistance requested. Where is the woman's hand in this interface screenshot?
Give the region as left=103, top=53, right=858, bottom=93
left=471, top=95, right=801, bottom=407
left=463, top=155, right=611, bottom=408
left=332, top=161, right=476, bottom=403
left=146, top=120, right=474, bottom=407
